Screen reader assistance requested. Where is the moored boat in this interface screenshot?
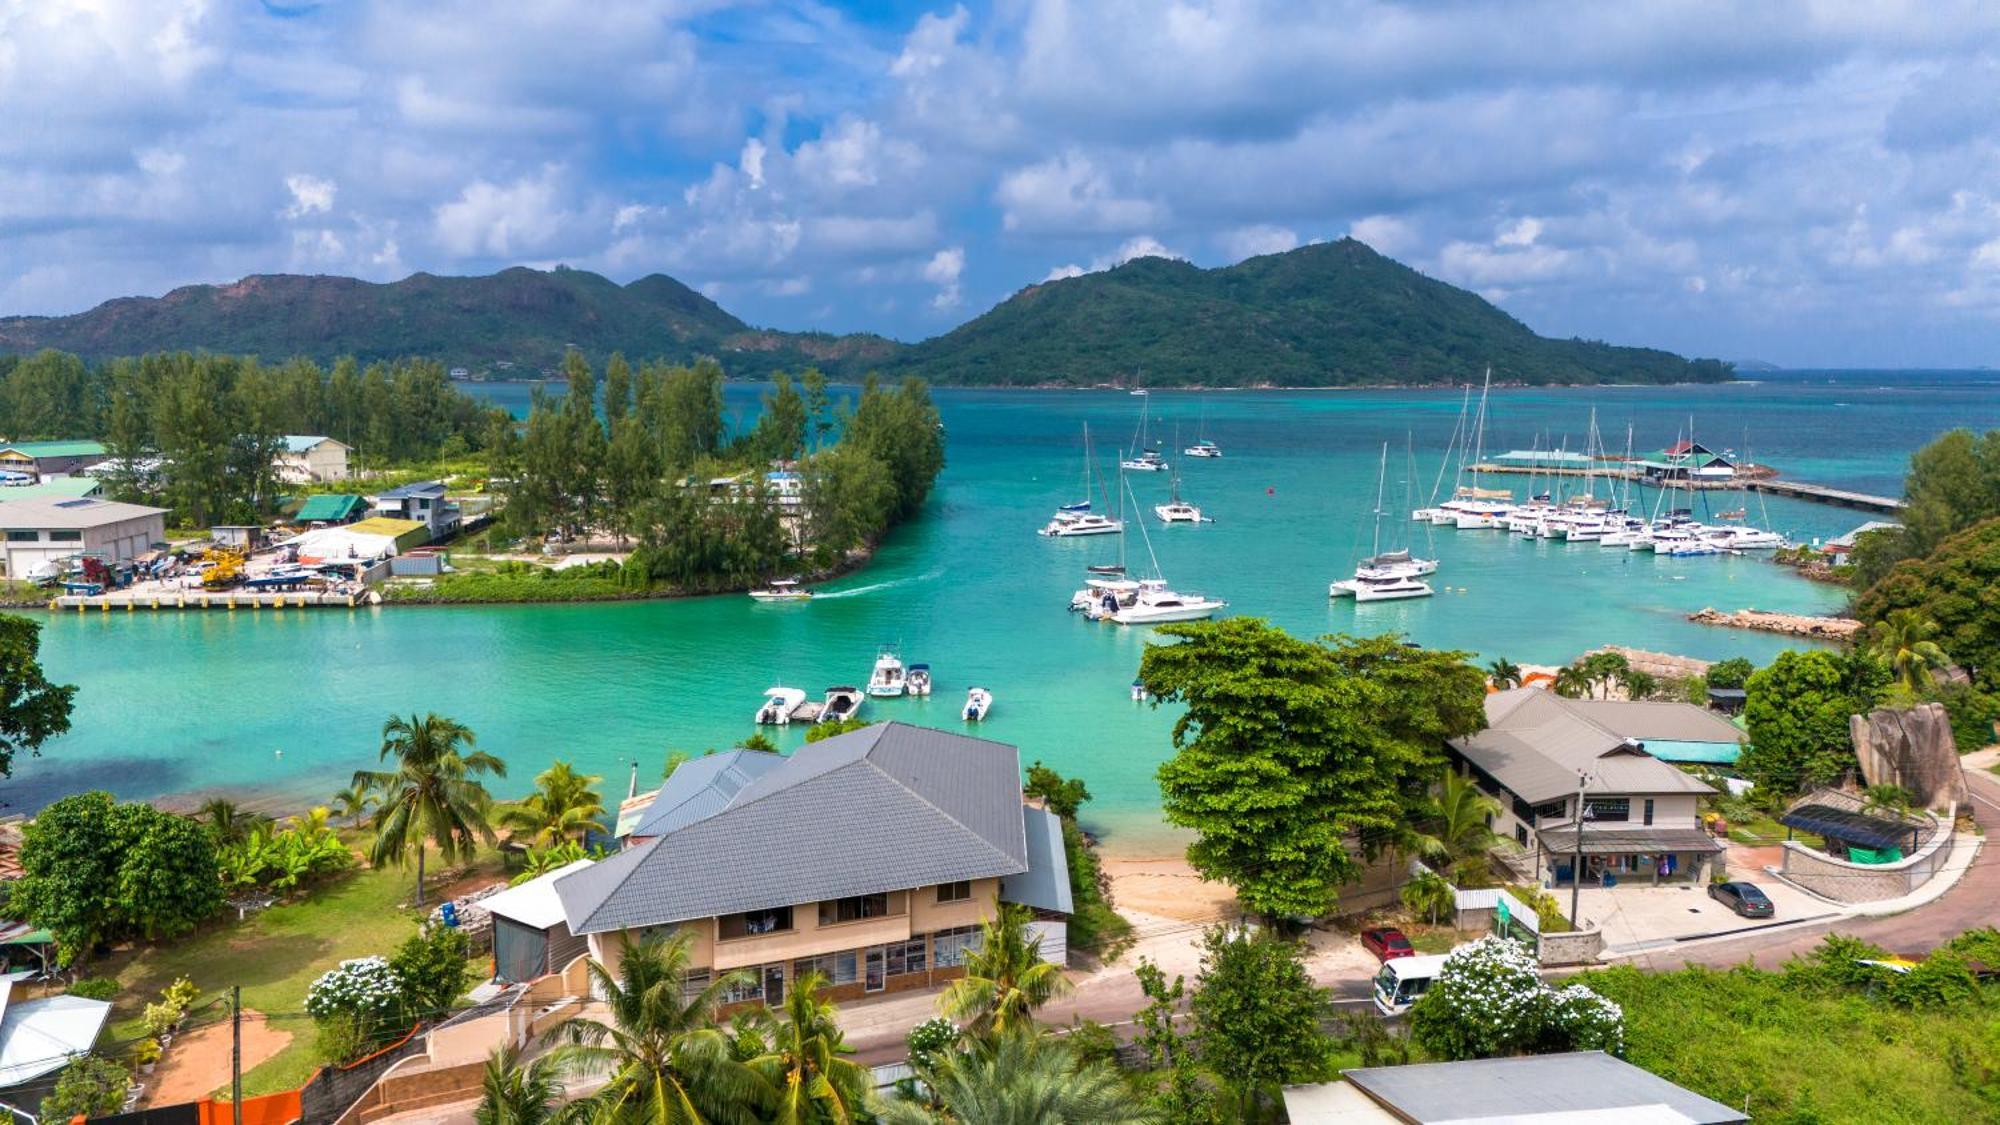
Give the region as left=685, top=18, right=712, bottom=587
left=755, top=686, right=808, bottom=725
left=819, top=686, right=863, bottom=723
left=748, top=578, right=813, bottom=601
left=906, top=663, right=933, bottom=696
left=962, top=687, right=993, bottom=721
left=866, top=646, right=907, bottom=697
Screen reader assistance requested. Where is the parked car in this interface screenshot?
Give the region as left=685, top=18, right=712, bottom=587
left=1709, top=881, right=1775, bottom=918
left=1361, top=926, right=1416, bottom=961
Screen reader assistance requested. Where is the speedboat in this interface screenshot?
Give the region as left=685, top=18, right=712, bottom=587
left=1072, top=577, right=1141, bottom=613
left=1129, top=387, right=1149, bottom=396
left=962, top=688, right=993, bottom=722
left=819, top=686, right=864, bottom=723
left=1120, top=449, right=1169, bottom=472
left=755, top=686, right=808, bottom=725
left=749, top=578, right=813, bottom=601
left=1107, top=581, right=1226, bottom=625
left=1040, top=511, right=1125, bottom=537
left=906, top=663, right=933, bottom=696
left=1184, top=439, right=1222, bottom=458
left=1331, top=573, right=1435, bottom=602
left=866, top=647, right=907, bottom=697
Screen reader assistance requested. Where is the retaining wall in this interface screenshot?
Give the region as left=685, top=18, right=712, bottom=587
left=1779, top=803, right=1956, bottom=903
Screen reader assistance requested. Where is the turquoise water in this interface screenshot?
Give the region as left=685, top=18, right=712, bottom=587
left=7, top=374, right=1993, bottom=850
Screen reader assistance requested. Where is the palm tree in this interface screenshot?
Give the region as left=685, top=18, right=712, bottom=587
left=1412, top=772, right=1502, bottom=879
left=499, top=761, right=606, bottom=846
left=1552, top=665, right=1590, bottom=699
left=1869, top=609, right=1951, bottom=693
left=1485, top=658, right=1521, bottom=690
left=550, top=930, right=770, bottom=1123
left=939, top=904, right=1072, bottom=1040
left=476, top=1044, right=572, bottom=1125
left=1400, top=870, right=1457, bottom=926
left=331, top=780, right=377, bottom=829
left=746, top=971, right=870, bottom=1125
left=199, top=797, right=267, bottom=845
left=355, top=712, right=506, bottom=908
left=876, top=1030, right=1155, bottom=1124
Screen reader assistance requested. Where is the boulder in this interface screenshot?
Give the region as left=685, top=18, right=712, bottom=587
left=1851, top=703, right=1968, bottom=810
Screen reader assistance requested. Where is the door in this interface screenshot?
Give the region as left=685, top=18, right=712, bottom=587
left=865, top=947, right=886, bottom=993
left=763, top=965, right=785, bottom=1006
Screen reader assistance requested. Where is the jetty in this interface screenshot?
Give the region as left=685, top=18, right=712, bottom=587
left=1469, top=461, right=1902, bottom=514
left=1743, top=479, right=1903, bottom=513
left=1687, top=607, right=1862, bottom=640
left=52, top=590, right=367, bottom=611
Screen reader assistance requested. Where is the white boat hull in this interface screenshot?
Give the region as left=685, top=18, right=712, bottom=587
left=1333, top=577, right=1434, bottom=601
left=749, top=591, right=812, bottom=601
left=1040, top=518, right=1124, bottom=537
left=1110, top=601, right=1225, bottom=624
left=1155, top=504, right=1206, bottom=523
left=1121, top=461, right=1169, bottom=472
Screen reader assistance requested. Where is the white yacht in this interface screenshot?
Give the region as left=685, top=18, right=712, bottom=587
left=1703, top=524, right=1784, bottom=550
left=1331, top=572, right=1434, bottom=602
left=962, top=687, right=993, bottom=722
left=1040, top=510, right=1125, bottom=537
left=755, top=687, right=808, bottom=725
left=1072, top=576, right=1142, bottom=613
left=1452, top=499, right=1514, bottom=529
left=1184, top=439, right=1222, bottom=458
left=1108, top=580, right=1227, bottom=624
left=1120, top=393, right=1168, bottom=471
left=1359, top=548, right=1437, bottom=577
left=866, top=647, right=907, bottom=697
left=906, top=663, right=933, bottom=696
left=1339, top=445, right=1439, bottom=593
left=1154, top=464, right=1208, bottom=523
left=748, top=578, right=813, bottom=601
left=819, top=686, right=863, bottom=724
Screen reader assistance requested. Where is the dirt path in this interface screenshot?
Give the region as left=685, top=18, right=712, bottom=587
left=144, top=1008, right=292, bottom=1106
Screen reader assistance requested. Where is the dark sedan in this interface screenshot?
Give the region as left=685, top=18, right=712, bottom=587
left=1361, top=927, right=1416, bottom=961
left=1709, top=881, right=1775, bottom=918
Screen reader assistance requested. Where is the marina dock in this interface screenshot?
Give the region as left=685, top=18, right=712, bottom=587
left=1468, top=463, right=1903, bottom=514
left=1742, top=479, right=1904, bottom=513
left=52, top=590, right=366, bottom=611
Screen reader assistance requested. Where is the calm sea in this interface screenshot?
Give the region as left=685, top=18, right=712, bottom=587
left=7, top=370, right=1993, bottom=851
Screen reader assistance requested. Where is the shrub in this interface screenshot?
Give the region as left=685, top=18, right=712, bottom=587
left=68, top=977, right=117, bottom=1001
left=906, top=1017, right=959, bottom=1071
left=1706, top=657, right=1755, bottom=691
left=135, top=1038, right=163, bottom=1066
left=1539, top=983, right=1626, bottom=1055
left=389, top=925, right=475, bottom=1025
left=142, top=1000, right=182, bottom=1039
left=41, top=1056, right=129, bottom=1120
left=1889, top=950, right=1982, bottom=1009
left=306, top=956, right=403, bottom=1029
left=1411, top=936, right=1624, bottom=1061
left=163, top=976, right=200, bottom=1012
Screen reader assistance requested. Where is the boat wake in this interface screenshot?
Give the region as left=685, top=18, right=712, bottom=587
left=815, top=569, right=944, bottom=599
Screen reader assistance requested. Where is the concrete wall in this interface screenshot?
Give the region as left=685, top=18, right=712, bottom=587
left=1779, top=804, right=1956, bottom=904
left=1538, top=927, right=1606, bottom=966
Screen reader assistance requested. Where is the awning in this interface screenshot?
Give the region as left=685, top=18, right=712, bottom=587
left=484, top=860, right=595, bottom=929
left=1537, top=826, right=1724, bottom=856
left=1780, top=803, right=1919, bottom=851
left=0, top=993, right=111, bottom=1087
left=0, top=930, right=52, bottom=947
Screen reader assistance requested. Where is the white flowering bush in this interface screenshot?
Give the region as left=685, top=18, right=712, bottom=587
left=305, top=956, right=403, bottom=1023
left=906, top=1017, right=960, bottom=1070
left=1410, top=935, right=1626, bottom=1060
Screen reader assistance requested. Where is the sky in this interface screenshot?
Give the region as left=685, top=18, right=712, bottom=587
left=6, top=2, right=2000, bottom=367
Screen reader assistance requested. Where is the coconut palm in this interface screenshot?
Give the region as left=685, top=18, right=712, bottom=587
left=1485, top=658, right=1522, bottom=690
left=499, top=761, right=606, bottom=846
left=355, top=712, right=506, bottom=908
left=199, top=797, right=268, bottom=845
left=1412, top=772, right=1502, bottom=881
left=1869, top=609, right=1951, bottom=693
left=476, top=1044, right=573, bottom=1125
left=939, top=904, right=1072, bottom=1040
left=550, top=930, right=771, bottom=1124
left=1400, top=870, right=1457, bottom=926
left=331, top=780, right=377, bottom=829
left=875, top=1030, right=1156, bottom=1125
left=1552, top=665, right=1590, bottom=699
left=746, top=971, right=870, bottom=1125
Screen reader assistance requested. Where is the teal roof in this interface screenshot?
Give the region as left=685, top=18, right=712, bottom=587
left=282, top=435, right=341, bottom=453
left=295, top=493, right=366, bottom=522
left=0, top=478, right=101, bottom=503
left=0, top=440, right=106, bottom=458
left=1642, top=739, right=1743, bottom=765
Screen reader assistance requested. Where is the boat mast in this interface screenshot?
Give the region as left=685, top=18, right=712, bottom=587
left=1370, top=442, right=1388, bottom=559
left=1431, top=385, right=1471, bottom=506
left=1468, top=366, right=1493, bottom=493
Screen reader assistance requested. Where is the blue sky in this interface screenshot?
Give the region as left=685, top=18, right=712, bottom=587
left=6, top=1, right=2000, bottom=366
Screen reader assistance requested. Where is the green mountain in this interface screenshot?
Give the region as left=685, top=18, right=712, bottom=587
left=0, top=266, right=896, bottom=377
left=890, top=239, right=1730, bottom=386
left=0, top=241, right=1727, bottom=386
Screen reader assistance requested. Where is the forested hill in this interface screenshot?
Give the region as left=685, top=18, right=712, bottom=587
left=0, top=267, right=897, bottom=377
left=886, top=239, right=1732, bottom=387
left=0, top=242, right=1729, bottom=386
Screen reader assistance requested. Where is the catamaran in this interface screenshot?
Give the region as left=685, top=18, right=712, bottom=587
left=1154, top=459, right=1208, bottom=523
left=1120, top=392, right=1169, bottom=471
left=1184, top=399, right=1222, bottom=456
left=1333, top=443, right=1436, bottom=600
left=1041, top=423, right=1126, bottom=537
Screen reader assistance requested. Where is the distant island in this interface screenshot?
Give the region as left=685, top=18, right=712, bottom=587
left=0, top=240, right=1732, bottom=388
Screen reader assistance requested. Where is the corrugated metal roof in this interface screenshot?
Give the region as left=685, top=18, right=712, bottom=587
left=557, top=722, right=1031, bottom=934
left=1001, top=806, right=1074, bottom=914
left=0, top=478, right=101, bottom=503
left=1535, top=826, right=1724, bottom=855
left=1340, top=1052, right=1747, bottom=1123
left=295, top=494, right=366, bottom=521
left=1564, top=700, right=1746, bottom=746
left=0, top=496, right=167, bottom=529
left=0, top=441, right=106, bottom=459
left=1453, top=689, right=1716, bottom=804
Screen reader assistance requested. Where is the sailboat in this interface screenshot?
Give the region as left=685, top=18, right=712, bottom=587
left=1448, top=368, right=1514, bottom=529
left=1095, top=480, right=1225, bottom=624
left=1155, top=429, right=1209, bottom=522
left=1184, top=399, right=1222, bottom=457
left=1041, top=424, right=1125, bottom=537
left=1120, top=392, right=1168, bottom=472
left=1333, top=443, right=1436, bottom=601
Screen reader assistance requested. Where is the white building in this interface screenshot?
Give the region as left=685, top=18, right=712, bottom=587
left=0, top=497, right=168, bottom=579
left=276, top=435, right=351, bottom=483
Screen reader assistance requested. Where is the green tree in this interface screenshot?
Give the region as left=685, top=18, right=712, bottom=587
left=117, top=805, right=226, bottom=940
left=12, top=792, right=221, bottom=964
left=751, top=372, right=809, bottom=463
left=746, top=971, right=870, bottom=1125
left=40, top=1056, right=130, bottom=1120
left=0, top=613, right=76, bottom=778
left=1739, top=650, right=1890, bottom=794
left=391, top=923, right=476, bottom=1026
left=476, top=1044, right=571, bottom=1125
left=939, top=904, right=1072, bottom=1039
left=1413, top=770, right=1502, bottom=882
left=800, top=367, right=833, bottom=451
left=1134, top=959, right=1221, bottom=1124
left=1578, top=651, right=1630, bottom=699
left=1139, top=620, right=1486, bottom=919
left=804, top=717, right=869, bottom=743
left=198, top=797, right=266, bottom=845
left=1485, top=657, right=1522, bottom=689
left=1400, top=869, right=1457, bottom=925
left=356, top=713, right=506, bottom=908
left=877, top=1031, right=1154, bottom=1125
left=1705, top=657, right=1755, bottom=690
left=1189, top=927, right=1332, bottom=1123
left=332, top=780, right=378, bottom=829
left=1023, top=762, right=1091, bottom=821
left=1856, top=516, right=2000, bottom=686
left=800, top=443, right=896, bottom=568
left=499, top=761, right=606, bottom=846
left=551, top=930, right=770, bottom=1123
left=1868, top=608, right=1953, bottom=693
left=603, top=351, right=634, bottom=426
left=1552, top=665, right=1590, bottom=699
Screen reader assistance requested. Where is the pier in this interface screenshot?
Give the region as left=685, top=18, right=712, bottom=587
left=1743, top=479, right=1904, bottom=513
left=51, top=590, right=366, bottom=611
left=1468, top=463, right=1903, bottom=514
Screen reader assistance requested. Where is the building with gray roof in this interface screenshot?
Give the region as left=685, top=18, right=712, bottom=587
left=555, top=721, right=1071, bottom=1007
left=1451, top=688, right=1723, bottom=887
left=1285, top=1052, right=1747, bottom=1123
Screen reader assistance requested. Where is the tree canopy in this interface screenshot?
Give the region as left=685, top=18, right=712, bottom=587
left=1856, top=515, right=2000, bottom=689
left=1848, top=428, right=2000, bottom=588
left=1138, top=619, right=1486, bottom=919
left=0, top=613, right=75, bottom=778
left=1189, top=927, right=1333, bottom=1122
left=12, top=792, right=222, bottom=964
left=1738, top=650, right=1890, bottom=794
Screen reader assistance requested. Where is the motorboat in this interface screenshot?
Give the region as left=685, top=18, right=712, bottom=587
left=906, top=663, right=933, bottom=696
left=24, top=557, right=74, bottom=585
left=1331, top=572, right=1435, bottom=601
left=1108, top=581, right=1227, bottom=625
left=962, top=688, right=993, bottom=722
left=755, top=686, right=808, bottom=726
left=1120, top=449, right=1169, bottom=472
left=1129, top=387, right=1149, bottom=396
left=1040, top=511, right=1125, bottom=537
left=1072, top=576, right=1141, bottom=613
left=1184, top=439, right=1222, bottom=458
left=819, top=686, right=864, bottom=723
left=866, top=647, right=907, bottom=697
left=1703, top=524, right=1784, bottom=550
left=748, top=578, right=813, bottom=601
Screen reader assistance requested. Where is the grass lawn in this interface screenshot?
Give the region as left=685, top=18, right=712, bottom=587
left=97, top=847, right=501, bottom=1097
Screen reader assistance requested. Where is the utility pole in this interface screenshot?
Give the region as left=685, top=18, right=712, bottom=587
left=1569, top=773, right=1590, bottom=925
left=231, top=984, right=243, bottom=1125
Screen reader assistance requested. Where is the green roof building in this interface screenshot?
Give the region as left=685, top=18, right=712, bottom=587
left=295, top=493, right=368, bottom=524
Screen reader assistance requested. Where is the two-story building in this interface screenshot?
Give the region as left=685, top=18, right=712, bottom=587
left=0, top=497, right=167, bottom=580
left=275, top=435, right=351, bottom=483
left=367, top=482, right=460, bottom=542
left=554, top=722, right=1072, bottom=1007
left=1449, top=688, right=1723, bottom=887
left=0, top=441, right=108, bottom=480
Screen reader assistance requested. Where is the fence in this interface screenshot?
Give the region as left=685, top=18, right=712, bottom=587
left=295, top=1023, right=428, bottom=1125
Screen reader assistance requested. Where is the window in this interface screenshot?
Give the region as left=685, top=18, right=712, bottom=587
left=718, top=906, right=793, bottom=940
left=680, top=970, right=712, bottom=1003
left=884, top=937, right=928, bottom=977
left=1511, top=796, right=1535, bottom=822
left=719, top=968, right=766, bottom=1005
left=936, top=881, right=972, bottom=904
left=3, top=531, right=35, bottom=542
left=793, top=951, right=860, bottom=986
left=1585, top=798, right=1631, bottom=823
left=48, top=531, right=81, bottom=543
left=819, top=893, right=894, bottom=925
left=932, top=926, right=984, bottom=968
left=1515, top=824, right=1529, bottom=847
left=1643, top=799, right=1655, bottom=827
left=1531, top=799, right=1569, bottom=823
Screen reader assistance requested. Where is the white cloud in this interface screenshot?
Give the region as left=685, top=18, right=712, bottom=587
left=432, top=166, right=575, bottom=258
left=923, top=246, right=965, bottom=308
left=996, top=152, right=1166, bottom=233
left=1496, top=217, right=1544, bottom=247
left=1218, top=224, right=1299, bottom=262
left=1348, top=215, right=1417, bottom=257
left=1043, top=235, right=1184, bottom=282
left=282, top=174, right=337, bottom=219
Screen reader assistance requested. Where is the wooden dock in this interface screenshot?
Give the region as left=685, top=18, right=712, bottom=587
left=1467, top=463, right=1902, bottom=514
left=1742, top=479, right=1903, bottom=513
left=51, top=590, right=364, bottom=611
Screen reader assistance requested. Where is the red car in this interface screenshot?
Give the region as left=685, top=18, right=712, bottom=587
left=1361, top=927, right=1415, bottom=961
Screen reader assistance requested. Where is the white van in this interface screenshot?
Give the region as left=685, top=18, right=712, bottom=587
left=1372, top=952, right=1451, bottom=1016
